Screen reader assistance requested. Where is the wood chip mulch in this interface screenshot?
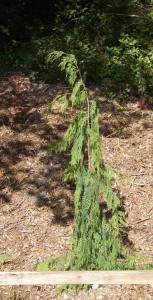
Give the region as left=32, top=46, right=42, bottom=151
left=0, top=68, right=153, bottom=299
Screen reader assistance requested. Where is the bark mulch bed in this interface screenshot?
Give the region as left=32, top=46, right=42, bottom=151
left=0, top=68, right=153, bottom=299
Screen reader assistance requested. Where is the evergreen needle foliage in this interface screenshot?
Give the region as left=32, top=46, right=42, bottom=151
left=46, top=51, right=136, bottom=273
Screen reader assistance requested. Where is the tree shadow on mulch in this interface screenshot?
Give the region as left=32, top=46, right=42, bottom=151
left=0, top=68, right=152, bottom=227
left=0, top=68, right=74, bottom=225
left=97, top=98, right=152, bottom=138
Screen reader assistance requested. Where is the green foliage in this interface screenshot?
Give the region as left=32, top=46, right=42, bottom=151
left=46, top=1, right=152, bottom=99
left=0, top=253, right=11, bottom=266
left=1, top=1, right=152, bottom=100
left=1, top=1, right=152, bottom=99
left=34, top=256, right=58, bottom=271
left=69, top=167, right=135, bottom=271
left=47, top=51, right=136, bottom=276
left=143, top=264, right=153, bottom=270
left=100, top=35, right=153, bottom=98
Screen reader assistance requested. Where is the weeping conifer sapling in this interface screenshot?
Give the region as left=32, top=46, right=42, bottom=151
left=46, top=51, right=136, bottom=271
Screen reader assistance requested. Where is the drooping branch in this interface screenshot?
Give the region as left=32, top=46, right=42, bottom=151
left=86, top=92, right=91, bottom=170
left=75, top=59, right=91, bottom=170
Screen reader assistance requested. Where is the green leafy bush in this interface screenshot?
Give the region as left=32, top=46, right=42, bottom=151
left=100, top=35, right=153, bottom=99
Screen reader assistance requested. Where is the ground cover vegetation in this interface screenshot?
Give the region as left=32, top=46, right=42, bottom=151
left=0, top=0, right=153, bottom=292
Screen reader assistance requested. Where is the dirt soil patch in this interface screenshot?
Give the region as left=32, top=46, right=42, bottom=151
left=0, top=67, right=153, bottom=299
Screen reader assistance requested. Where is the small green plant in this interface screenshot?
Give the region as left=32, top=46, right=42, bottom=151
left=0, top=253, right=11, bottom=266
left=45, top=51, right=137, bottom=276
left=34, top=256, right=58, bottom=271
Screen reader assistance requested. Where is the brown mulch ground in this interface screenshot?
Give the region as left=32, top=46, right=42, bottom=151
left=0, top=67, right=153, bottom=299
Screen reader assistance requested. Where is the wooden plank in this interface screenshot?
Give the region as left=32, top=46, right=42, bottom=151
left=0, top=271, right=153, bottom=286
